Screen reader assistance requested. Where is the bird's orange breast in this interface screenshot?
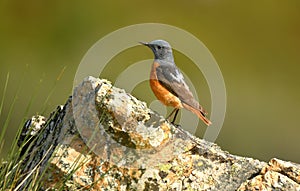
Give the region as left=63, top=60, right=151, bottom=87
left=150, top=61, right=183, bottom=109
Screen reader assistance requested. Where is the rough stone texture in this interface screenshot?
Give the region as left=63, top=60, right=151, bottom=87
left=238, top=158, right=300, bottom=191
left=18, top=76, right=300, bottom=191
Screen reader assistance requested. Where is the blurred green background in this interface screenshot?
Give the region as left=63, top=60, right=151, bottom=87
left=0, top=1, right=299, bottom=163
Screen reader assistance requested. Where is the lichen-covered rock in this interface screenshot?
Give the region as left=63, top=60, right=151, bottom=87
left=238, top=158, right=300, bottom=191
left=72, top=77, right=195, bottom=169
left=19, top=76, right=300, bottom=191
left=43, top=76, right=267, bottom=190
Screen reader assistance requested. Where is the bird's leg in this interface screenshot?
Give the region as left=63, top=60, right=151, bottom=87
left=166, top=108, right=178, bottom=122
left=166, top=108, right=179, bottom=123
left=171, top=109, right=179, bottom=124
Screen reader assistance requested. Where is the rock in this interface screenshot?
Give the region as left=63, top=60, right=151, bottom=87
left=238, top=158, right=300, bottom=191
left=17, top=76, right=300, bottom=191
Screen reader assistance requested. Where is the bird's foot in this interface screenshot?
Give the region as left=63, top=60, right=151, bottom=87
left=171, top=121, right=181, bottom=128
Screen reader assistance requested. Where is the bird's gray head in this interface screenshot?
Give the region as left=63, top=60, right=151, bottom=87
left=140, top=39, right=174, bottom=62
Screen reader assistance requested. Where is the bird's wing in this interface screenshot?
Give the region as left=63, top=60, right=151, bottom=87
left=156, top=62, right=208, bottom=115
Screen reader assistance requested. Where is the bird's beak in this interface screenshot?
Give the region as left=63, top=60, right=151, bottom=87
left=139, top=41, right=149, bottom=46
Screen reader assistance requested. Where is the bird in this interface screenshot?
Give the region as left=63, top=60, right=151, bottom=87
left=140, top=40, right=212, bottom=126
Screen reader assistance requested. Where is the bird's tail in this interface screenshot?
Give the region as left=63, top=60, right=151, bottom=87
left=182, top=103, right=212, bottom=126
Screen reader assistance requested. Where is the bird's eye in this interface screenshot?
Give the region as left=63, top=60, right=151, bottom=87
left=157, top=46, right=162, bottom=50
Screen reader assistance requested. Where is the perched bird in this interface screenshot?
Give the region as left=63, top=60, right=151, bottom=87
left=140, top=40, right=212, bottom=126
